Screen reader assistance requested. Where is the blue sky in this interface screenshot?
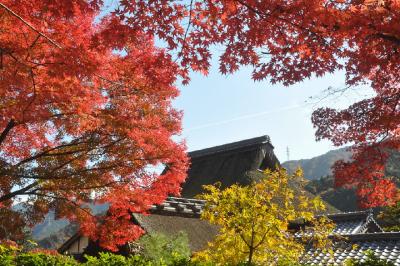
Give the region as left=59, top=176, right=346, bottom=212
left=173, top=60, right=374, bottom=162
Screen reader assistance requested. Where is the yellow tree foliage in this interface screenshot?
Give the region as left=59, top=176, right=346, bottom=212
left=195, top=168, right=335, bottom=266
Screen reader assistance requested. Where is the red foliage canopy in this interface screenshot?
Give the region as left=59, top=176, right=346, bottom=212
left=0, top=0, right=187, bottom=250
left=116, top=0, right=400, bottom=208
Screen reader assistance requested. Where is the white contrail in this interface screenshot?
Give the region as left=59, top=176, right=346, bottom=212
left=185, top=104, right=305, bottom=132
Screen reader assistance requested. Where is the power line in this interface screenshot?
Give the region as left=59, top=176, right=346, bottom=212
left=186, top=104, right=306, bottom=132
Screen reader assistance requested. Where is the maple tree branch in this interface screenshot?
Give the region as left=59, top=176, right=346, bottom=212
left=0, top=181, right=38, bottom=202
left=0, top=48, right=3, bottom=69
left=373, top=33, right=400, bottom=46
left=24, top=192, right=97, bottom=219
left=0, top=119, right=15, bottom=146
left=22, top=69, right=37, bottom=121
left=0, top=2, right=62, bottom=48
left=29, top=34, right=41, bottom=49
left=253, top=229, right=270, bottom=249
left=239, top=232, right=251, bottom=248
left=95, top=74, right=142, bottom=95
left=235, top=0, right=262, bottom=16
left=51, top=181, right=125, bottom=191
left=0, top=3, right=139, bottom=99
left=176, top=0, right=194, bottom=59
left=14, top=135, right=97, bottom=167
left=235, top=0, right=334, bottom=50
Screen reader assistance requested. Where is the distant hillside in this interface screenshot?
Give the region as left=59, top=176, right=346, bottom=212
left=283, top=148, right=400, bottom=212
left=282, top=148, right=352, bottom=180
left=36, top=223, right=78, bottom=250
left=25, top=203, right=108, bottom=249
left=32, top=211, right=69, bottom=242
left=304, top=176, right=358, bottom=212
left=281, top=148, right=357, bottom=212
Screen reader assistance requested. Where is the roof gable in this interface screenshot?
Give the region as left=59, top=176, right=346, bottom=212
left=326, top=210, right=383, bottom=235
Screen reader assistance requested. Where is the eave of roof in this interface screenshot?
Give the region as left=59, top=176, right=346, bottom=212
left=343, top=232, right=400, bottom=241
left=57, top=232, right=81, bottom=253
left=323, top=210, right=370, bottom=221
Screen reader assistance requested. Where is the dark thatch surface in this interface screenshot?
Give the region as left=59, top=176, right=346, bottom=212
left=181, top=135, right=280, bottom=197
left=133, top=213, right=219, bottom=252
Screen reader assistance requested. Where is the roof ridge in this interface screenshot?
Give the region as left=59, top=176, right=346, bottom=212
left=188, top=135, right=272, bottom=159
left=343, top=231, right=400, bottom=241
left=324, top=210, right=370, bottom=216
left=166, top=196, right=206, bottom=203
left=363, top=214, right=384, bottom=232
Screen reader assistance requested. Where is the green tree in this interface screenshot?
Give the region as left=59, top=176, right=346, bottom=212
left=378, top=199, right=400, bottom=231
left=138, top=232, right=191, bottom=265
left=195, top=168, right=334, bottom=265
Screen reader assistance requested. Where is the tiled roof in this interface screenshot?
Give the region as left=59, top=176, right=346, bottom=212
left=326, top=210, right=383, bottom=235
left=295, top=210, right=383, bottom=237
left=302, top=232, right=400, bottom=265
left=149, top=197, right=205, bottom=217
left=333, top=220, right=365, bottom=235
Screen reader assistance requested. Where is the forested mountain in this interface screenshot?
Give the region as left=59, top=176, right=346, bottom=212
left=282, top=148, right=352, bottom=180
left=28, top=204, right=108, bottom=249
left=283, top=148, right=400, bottom=212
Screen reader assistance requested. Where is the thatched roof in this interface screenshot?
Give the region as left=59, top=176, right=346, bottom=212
left=133, top=213, right=218, bottom=252
left=181, top=135, right=280, bottom=197
left=135, top=197, right=218, bottom=252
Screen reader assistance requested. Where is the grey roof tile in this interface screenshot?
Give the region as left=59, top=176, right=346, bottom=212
left=302, top=233, right=400, bottom=265
left=149, top=196, right=205, bottom=217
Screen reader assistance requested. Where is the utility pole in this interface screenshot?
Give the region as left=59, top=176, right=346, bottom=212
left=286, top=146, right=290, bottom=162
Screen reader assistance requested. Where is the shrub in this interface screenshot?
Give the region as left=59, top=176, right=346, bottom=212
left=16, top=253, right=78, bottom=266
left=0, top=244, right=78, bottom=266
left=0, top=244, right=16, bottom=266
left=0, top=243, right=204, bottom=266
left=138, top=232, right=191, bottom=264
left=84, top=252, right=143, bottom=266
